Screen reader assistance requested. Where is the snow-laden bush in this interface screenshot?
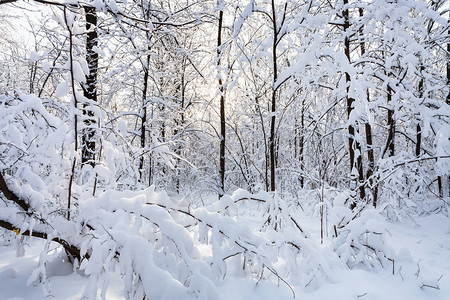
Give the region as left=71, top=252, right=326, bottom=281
left=0, top=92, right=70, bottom=209
left=294, top=187, right=394, bottom=271
left=77, top=187, right=219, bottom=299
left=332, top=206, right=394, bottom=270
left=321, top=190, right=394, bottom=270
left=376, top=154, right=449, bottom=220
left=203, top=189, right=340, bottom=290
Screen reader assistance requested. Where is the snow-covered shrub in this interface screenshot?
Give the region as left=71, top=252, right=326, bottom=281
left=376, top=153, right=449, bottom=220
left=0, top=93, right=71, bottom=210
left=328, top=191, right=394, bottom=270
left=220, top=189, right=337, bottom=290
left=77, top=187, right=219, bottom=299
left=334, top=209, right=394, bottom=270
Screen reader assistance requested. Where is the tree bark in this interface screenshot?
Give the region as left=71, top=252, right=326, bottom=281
left=343, top=0, right=365, bottom=201
left=174, top=65, right=186, bottom=193
left=299, top=100, right=305, bottom=188
left=269, top=0, right=279, bottom=192
left=139, top=55, right=150, bottom=183
left=359, top=8, right=376, bottom=206
left=382, top=86, right=395, bottom=159
left=416, top=67, right=424, bottom=158
left=447, top=26, right=449, bottom=106
left=81, top=6, right=98, bottom=168
left=443, top=26, right=450, bottom=197
left=387, top=87, right=395, bottom=157
left=217, top=7, right=226, bottom=198
left=139, top=5, right=152, bottom=185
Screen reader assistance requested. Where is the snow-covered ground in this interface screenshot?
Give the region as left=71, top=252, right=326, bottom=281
left=1, top=214, right=449, bottom=300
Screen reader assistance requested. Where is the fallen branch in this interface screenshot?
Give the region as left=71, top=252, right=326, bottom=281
left=420, top=283, right=440, bottom=290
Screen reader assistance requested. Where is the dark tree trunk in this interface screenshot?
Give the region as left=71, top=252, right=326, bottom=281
left=174, top=68, right=185, bottom=193
left=81, top=7, right=98, bottom=168
left=359, top=8, right=376, bottom=206
left=299, top=100, right=305, bottom=188
left=416, top=68, right=424, bottom=158
left=447, top=27, right=449, bottom=106
left=139, top=60, right=149, bottom=183
left=382, top=86, right=395, bottom=159
left=387, top=87, right=395, bottom=157
left=269, top=0, right=279, bottom=192
left=139, top=5, right=152, bottom=185
left=416, top=123, right=422, bottom=157
left=217, top=9, right=226, bottom=198
left=366, top=121, right=377, bottom=206
left=343, top=0, right=365, bottom=201
left=442, top=27, right=450, bottom=197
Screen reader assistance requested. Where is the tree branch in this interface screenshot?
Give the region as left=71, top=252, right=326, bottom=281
left=0, top=173, right=82, bottom=261
left=0, top=219, right=82, bottom=261
left=0, top=172, right=30, bottom=213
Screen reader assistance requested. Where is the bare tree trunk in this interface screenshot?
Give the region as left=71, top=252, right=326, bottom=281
left=366, top=121, right=377, bottom=206
left=269, top=0, right=280, bottom=192
left=359, top=8, right=376, bottom=206
left=387, top=87, right=395, bottom=157
left=255, top=96, right=269, bottom=191
left=299, top=100, right=305, bottom=188
left=81, top=6, right=98, bottom=168
left=174, top=68, right=185, bottom=193
left=442, top=27, right=450, bottom=197
left=139, top=55, right=150, bottom=183
left=382, top=86, right=395, bottom=159
left=217, top=7, right=226, bottom=198
left=416, top=66, right=424, bottom=158
left=343, top=0, right=365, bottom=202
left=139, top=5, right=152, bottom=184
left=447, top=27, right=449, bottom=106
left=173, top=60, right=187, bottom=193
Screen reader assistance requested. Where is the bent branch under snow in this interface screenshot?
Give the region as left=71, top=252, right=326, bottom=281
left=0, top=219, right=81, bottom=261
left=0, top=172, right=82, bottom=261
left=0, top=172, right=31, bottom=213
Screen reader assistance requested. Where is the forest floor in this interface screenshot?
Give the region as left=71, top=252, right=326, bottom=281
left=0, top=212, right=449, bottom=300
